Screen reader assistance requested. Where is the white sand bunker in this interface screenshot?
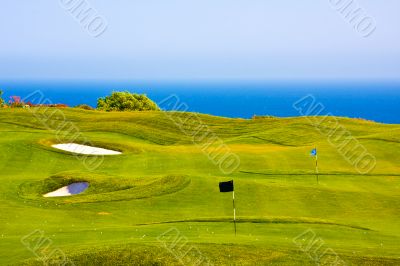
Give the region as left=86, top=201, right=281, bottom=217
left=43, top=182, right=89, bottom=197
left=52, top=143, right=121, bottom=155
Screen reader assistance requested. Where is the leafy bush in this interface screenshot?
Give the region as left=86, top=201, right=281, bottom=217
left=97, top=91, right=160, bottom=112
left=75, top=104, right=95, bottom=110
left=10, top=102, right=24, bottom=108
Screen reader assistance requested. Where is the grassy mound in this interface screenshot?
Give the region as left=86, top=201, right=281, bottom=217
left=18, top=172, right=191, bottom=204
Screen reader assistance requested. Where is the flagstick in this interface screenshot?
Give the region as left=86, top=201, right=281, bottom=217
left=232, top=191, right=237, bottom=236
left=315, top=154, right=319, bottom=184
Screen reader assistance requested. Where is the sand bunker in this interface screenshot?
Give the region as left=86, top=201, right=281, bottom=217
left=52, top=143, right=121, bottom=155
left=43, top=182, right=89, bottom=197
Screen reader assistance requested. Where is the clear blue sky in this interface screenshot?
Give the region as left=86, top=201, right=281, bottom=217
left=0, top=0, right=399, bottom=80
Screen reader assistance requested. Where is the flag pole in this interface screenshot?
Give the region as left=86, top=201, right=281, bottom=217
left=315, top=147, right=319, bottom=184
left=232, top=190, right=236, bottom=236
left=219, top=180, right=236, bottom=235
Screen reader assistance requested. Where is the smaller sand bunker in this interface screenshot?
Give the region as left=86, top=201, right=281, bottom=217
left=43, top=182, right=89, bottom=197
left=52, top=143, right=122, bottom=155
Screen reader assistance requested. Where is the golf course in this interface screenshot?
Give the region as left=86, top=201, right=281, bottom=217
left=0, top=107, right=399, bottom=265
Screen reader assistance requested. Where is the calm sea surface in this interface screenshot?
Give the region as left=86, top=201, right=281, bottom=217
left=1, top=80, right=400, bottom=124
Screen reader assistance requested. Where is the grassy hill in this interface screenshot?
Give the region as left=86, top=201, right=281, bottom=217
left=0, top=108, right=399, bottom=265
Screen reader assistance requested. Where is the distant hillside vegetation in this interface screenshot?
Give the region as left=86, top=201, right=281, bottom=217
left=0, top=90, right=4, bottom=106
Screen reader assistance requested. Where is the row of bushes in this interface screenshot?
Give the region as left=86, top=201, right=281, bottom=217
left=0, top=90, right=160, bottom=112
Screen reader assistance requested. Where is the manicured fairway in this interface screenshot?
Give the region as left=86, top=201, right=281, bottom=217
left=0, top=108, right=399, bottom=265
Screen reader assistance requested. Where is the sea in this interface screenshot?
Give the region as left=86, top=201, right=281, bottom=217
left=1, top=80, right=400, bottom=124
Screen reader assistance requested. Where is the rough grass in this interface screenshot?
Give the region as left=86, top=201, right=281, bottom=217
left=18, top=244, right=400, bottom=266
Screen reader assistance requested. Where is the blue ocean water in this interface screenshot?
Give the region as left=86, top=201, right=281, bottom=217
left=1, top=80, right=400, bottom=124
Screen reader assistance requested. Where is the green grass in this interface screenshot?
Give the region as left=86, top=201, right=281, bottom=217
left=0, top=108, right=399, bottom=265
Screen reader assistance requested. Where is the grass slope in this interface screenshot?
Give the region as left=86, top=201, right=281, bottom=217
left=0, top=108, right=399, bottom=265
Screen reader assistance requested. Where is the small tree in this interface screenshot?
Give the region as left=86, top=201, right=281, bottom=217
left=97, top=91, right=160, bottom=112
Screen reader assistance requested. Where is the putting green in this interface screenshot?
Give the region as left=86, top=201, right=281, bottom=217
left=0, top=108, right=399, bottom=265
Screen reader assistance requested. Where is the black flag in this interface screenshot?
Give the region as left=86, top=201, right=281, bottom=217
left=219, top=180, right=234, bottom=192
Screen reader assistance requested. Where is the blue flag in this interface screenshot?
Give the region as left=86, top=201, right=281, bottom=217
left=311, top=148, right=317, bottom=157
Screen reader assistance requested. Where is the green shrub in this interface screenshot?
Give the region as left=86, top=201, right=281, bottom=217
left=97, top=91, right=160, bottom=112
left=10, top=102, right=24, bottom=108
left=75, top=104, right=95, bottom=110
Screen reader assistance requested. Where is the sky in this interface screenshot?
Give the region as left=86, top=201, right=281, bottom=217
left=0, top=0, right=399, bottom=81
